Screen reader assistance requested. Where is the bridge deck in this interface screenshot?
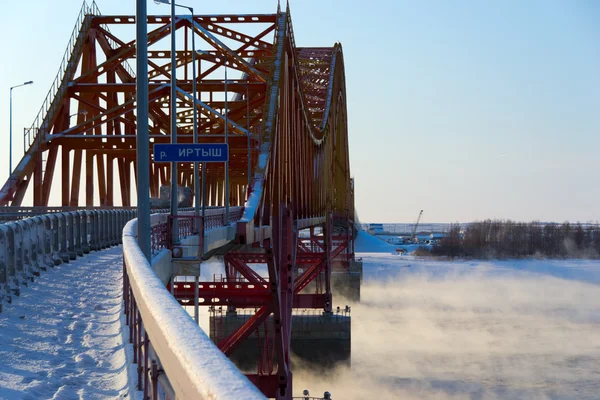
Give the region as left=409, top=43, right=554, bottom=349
left=0, top=246, right=133, bottom=399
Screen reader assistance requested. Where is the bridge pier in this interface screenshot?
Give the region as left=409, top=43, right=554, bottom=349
left=193, top=213, right=359, bottom=397
left=209, top=308, right=351, bottom=371
left=331, top=259, right=363, bottom=302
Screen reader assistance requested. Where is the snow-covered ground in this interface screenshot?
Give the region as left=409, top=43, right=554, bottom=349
left=0, top=247, right=135, bottom=400
left=296, top=231, right=600, bottom=399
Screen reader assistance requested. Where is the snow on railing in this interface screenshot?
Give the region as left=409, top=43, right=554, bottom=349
left=122, top=211, right=264, bottom=400
left=0, top=206, right=137, bottom=223
left=0, top=205, right=257, bottom=397
left=0, top=209, right=135, bottom=313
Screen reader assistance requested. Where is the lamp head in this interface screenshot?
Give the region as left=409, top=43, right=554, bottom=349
left=154, top=0, right=170, bottom=4
left=24, top=81, right=33, bottom=85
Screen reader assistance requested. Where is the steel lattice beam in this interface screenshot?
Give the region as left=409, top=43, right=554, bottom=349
left=2, top=3, right=357, bottom=399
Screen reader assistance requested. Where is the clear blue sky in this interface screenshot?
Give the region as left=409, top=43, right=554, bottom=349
left=1, top=0, right=599, bottom=223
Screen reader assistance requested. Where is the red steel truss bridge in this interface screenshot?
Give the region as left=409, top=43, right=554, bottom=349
left=1, top=2, right=358, bottom=398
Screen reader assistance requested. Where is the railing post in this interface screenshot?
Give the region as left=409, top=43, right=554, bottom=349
left=81, top=211, right=91, bottom=254
left=200, top=216, right=205, bottom=256
left=105, top=210, right=112, bottom=246
left=114, top=211, right=120, bottom=245
left=150, top=360, right=158, bottom=400
left=102, top=210, right=110, bottom=248
left=5, top=225, right=19, bottom=295
left=108, top=210, right=115, bottom=246
left=119, top=211, right=123, bottom=240
left=0, top=227, right=9, bottom=310
left=66, top=212, right=76, bottom=260
left=58, top=213, right=70, bottom=263
left=73, top=212, right=83, bottom=256
left=117, top=210, right=124, bottom=244
left=123, top=257, right=129, bottom=319
left=90, top=211, right=99, bottom=251
left=126, top=284, right=131, bottom=326
left=50, top=214, right=62, bottom=265
left=21, top=220, right=34, bottom=278
left=11, top=223, right=25, bottom=282
left=97, top=211, right=104, bottom=249
left=131, top=297, right=136, bottom=347
left=144, top=332, right=150, bottom=399
left=32, top=217, right=45, bottom=272
left=106, top=210, right=112, bottom=248
left=137, top=314, right=143, bottom=390
left=41, top=215, right=53, bottom=268
left=25, top=218, right=38, bottom=274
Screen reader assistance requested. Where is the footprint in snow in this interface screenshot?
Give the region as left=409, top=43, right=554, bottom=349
left=21, top=376, right=36, bottom=384
left=75, top=353, right=98, bottom=367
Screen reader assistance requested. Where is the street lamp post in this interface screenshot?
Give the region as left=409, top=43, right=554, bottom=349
left=189, top=10, right=200, bottom=234
left=9, top=80, right=33, bottom=182
left=154, top=0, right=179, bottom=242
left=169, top=0, right=178, bottom=244
left=224, top=64, right=229, bottom=224
left=156, top=0, right=200, bottom=323
left=246, top=84, right=251, bottom=189
left=155, top=0, right=199, bottom=242
left=196, top=50, right=209, bottom=223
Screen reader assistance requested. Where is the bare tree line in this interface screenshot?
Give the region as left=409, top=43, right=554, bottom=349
left=432, top=220, right=600, bottom=259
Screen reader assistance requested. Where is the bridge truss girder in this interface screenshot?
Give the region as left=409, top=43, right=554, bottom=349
left=1, top=12, right=276, bottom=208
left=4, top=3, right=357, bottom=399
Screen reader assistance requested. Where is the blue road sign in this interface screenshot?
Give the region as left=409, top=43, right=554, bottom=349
left=153, top=143, right=229, bottom=162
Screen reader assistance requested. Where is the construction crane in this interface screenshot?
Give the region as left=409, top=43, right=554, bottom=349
left=411, top=210, right=423, bottom=243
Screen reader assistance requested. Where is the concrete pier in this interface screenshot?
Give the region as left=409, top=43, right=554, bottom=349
left=331, top=259, right=363, bottom=302
left=210, top=309, right=351, bottom=371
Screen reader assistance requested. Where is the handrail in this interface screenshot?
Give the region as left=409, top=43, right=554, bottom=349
left=150, top=207, right=243, bottom=254
left=122, top=212, right=264, bottom=399
left=0, top=206, right=198, bottom=223
left=0, top=206, right=264, bottom=398
left=0, top=209, right=135, bottom=313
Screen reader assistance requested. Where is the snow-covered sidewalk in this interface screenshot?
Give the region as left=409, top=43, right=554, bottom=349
left=0, top=246, right=132, bottom=400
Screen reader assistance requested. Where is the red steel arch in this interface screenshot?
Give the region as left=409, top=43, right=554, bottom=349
left=2, top=2, right=357, bottom=399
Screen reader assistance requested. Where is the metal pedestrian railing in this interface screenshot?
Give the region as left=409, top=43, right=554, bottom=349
left=1, top=206, right=263, bottom=398
left=0, top=209, right=135, bottom=312
left=122, top=209, right=264, bottom=400
left=0, top=206, right=334, bottom=399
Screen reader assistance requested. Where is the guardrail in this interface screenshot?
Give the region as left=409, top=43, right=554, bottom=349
left=122, top=210, right=264, bottom=399
left=1, top=206, right=263, bottom=397
left=0, top=206, right=136, bottom=222
left=0, top=205, right=233, bottom=223
left=0, top=209, right=135, bottom=313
